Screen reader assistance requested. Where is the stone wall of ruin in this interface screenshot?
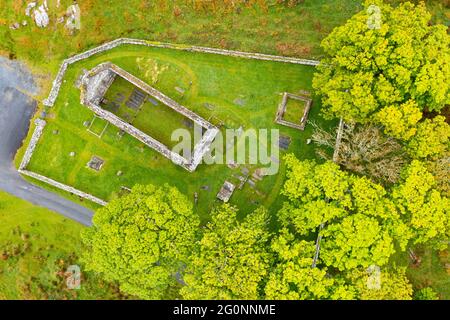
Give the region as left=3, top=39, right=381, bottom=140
left=110, top=64, right=216, bottom=130
left=80, top=62, right=220, bottom=172
left=43, top=38, right=320, bottom=107
left=83, top=100, right=191, bottom=170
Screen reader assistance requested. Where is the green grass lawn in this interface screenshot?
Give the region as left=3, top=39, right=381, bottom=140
left=0, top=191, right=124, bottom=300
left=20, top=44, right=336, bottom=221
left=284, top=97, right=307, bottom=123
left=87, top=116, right=109, bottom=137
left=102, top=75, right=196, bottom=150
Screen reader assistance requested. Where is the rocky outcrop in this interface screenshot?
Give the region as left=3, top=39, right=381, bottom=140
left=34, top=5, right=49, bottom=28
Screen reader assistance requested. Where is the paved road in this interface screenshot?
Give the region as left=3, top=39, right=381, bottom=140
left=0, top=57, right=93, bottom=226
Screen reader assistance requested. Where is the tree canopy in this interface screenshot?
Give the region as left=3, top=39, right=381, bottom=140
left=81, top=184, right=199, bottom=299
left=313, top=1, right=449, bottom=125
left=407, top=116, right=450, bottom=159
left=180, top=205, right=271, bottom=300
left=393, top=160, right=449, bottom=248
left=345, top=267, right=413, bottom=300
left=264, top=230, right=340, bottom=300
left=280, top=155, right=449, bottom=270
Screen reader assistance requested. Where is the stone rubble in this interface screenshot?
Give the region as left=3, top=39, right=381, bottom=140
left=25, top=2, right=37, bottom=17
left=65, top=3, right=81, bottom=31
left=9, top=23, right=20, bottom=30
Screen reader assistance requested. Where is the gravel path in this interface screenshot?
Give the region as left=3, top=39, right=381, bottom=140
left=0, top=57, right=93, bottom=226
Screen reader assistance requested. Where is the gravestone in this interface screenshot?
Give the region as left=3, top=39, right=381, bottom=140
left=279, top=135, right=291, bottom=150
left=87, top=156, right=105, bottom=171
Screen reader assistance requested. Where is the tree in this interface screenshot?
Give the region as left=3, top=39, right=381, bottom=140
left=320, top=214, right=395, bottom=271
left=407, top=116, right=450, bottom=159
left=414, top=287, right=439, bottom=300
left=264, top=230, right=353, bottom=300
left=427, top=153, right=450, bottom=197
left=375, top=100, right=422, bottom=140
left=282, top=155, right=352, bottom=206
left=311, top=122, right=407, bottom=184
left=313, top=1, right=449, bottom=123
left=280, top=155, right=399, bottom=270
left=393, top=161, right=449, bottom=248
left=81, top=184, right=199, bottom=299
left=181, top=205, right=271, bottom=300
left=347, top=267, right=413, bottom=300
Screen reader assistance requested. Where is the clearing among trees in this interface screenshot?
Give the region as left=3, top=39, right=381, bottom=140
left=17, top=40, right=331, bottom=218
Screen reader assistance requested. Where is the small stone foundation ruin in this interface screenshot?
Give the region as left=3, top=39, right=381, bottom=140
left=275, top=92, right=312, bottom=131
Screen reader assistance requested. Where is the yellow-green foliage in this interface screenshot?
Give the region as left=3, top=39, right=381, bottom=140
left=349, top=267, right=413, bottom=300
left=181, top=205, right=271, bottom=300
left=407, top=116, right=450, bottom=159
left=393, top=160, right=449, bottom=248
left=280, top=155, right=449, bottom=271
left=81, top=184, right=199, bottom=300
left=264, top=230, right=338, bottom=300
left=313, top=1, right=450, bottom=123
left=376, top=100, right=423, bottom=140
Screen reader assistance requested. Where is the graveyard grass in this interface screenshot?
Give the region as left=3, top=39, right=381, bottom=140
left=102, top=75, right=196, bottom=150
left=284, top=97, right=307, bottom=124
left=17, top=44, right=336, bottom=220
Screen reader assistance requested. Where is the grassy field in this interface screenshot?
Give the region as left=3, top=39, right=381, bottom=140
left=0, top=0, right=366, bottom=74
left=0, top=191, right=124, bottom=300
left=2, top=0, right=448, bottom=300
left=18, top=44, right=335, bottom=220
left=391, top=245, right=450, bottom=300
left=284, top=97, right=307, bottom=123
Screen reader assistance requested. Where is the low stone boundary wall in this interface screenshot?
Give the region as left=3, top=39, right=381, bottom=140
left=18, top=118, right=108, bottom=206
left=19, top=169, right=107, bottom=206
left=26, top=37, right=321, bottom=209
left=43, top=38, right=320, bottom=107
left=19, top=119, right=46, bottom=170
